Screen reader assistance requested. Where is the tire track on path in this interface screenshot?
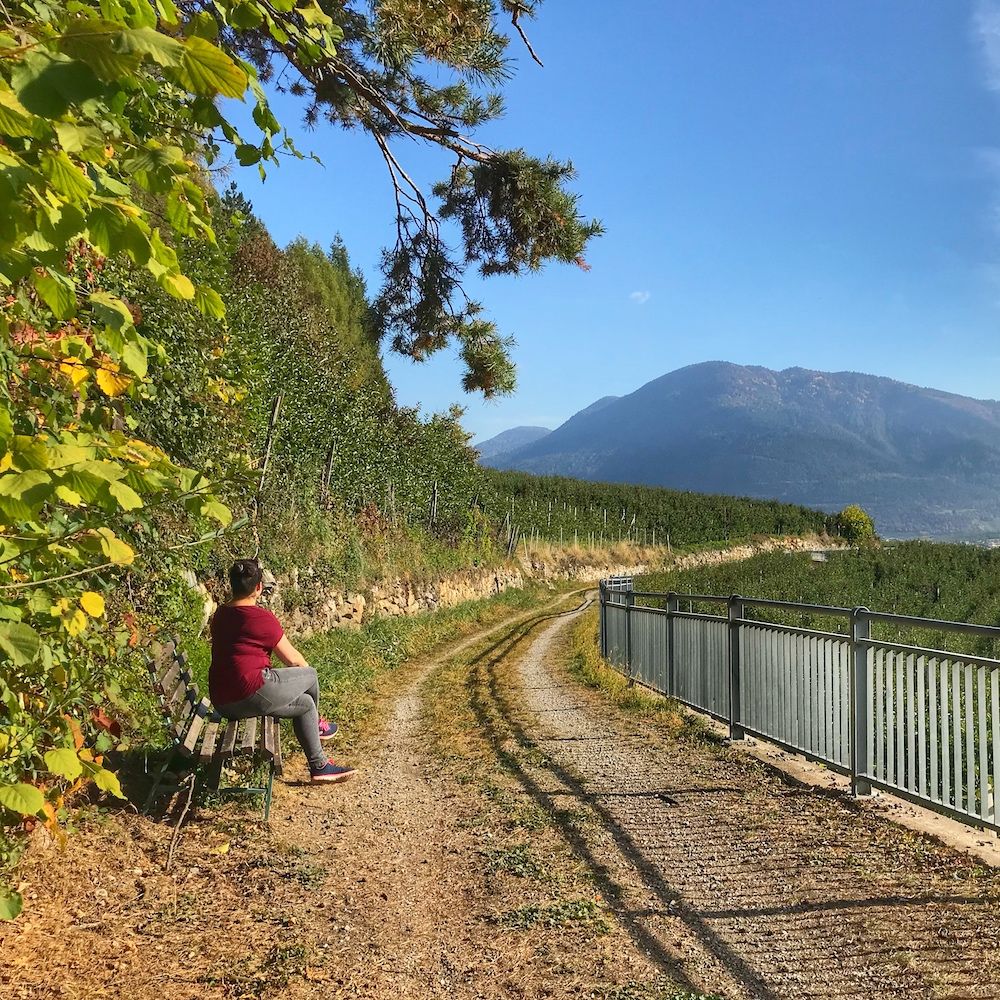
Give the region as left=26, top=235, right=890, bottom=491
left=481, top=597, right=1000, bottom=1000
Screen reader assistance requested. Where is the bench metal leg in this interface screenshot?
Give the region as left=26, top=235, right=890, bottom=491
left=143, top=754, right=175, bottom=812
left=263, top=759, right=275, bottom=821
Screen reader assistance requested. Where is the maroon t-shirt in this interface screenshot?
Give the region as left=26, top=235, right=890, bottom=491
left=209, top=604, right=284, bottom=706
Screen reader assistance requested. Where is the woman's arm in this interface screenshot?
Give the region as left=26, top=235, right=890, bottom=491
left=273, top=634, right=308, bottom=667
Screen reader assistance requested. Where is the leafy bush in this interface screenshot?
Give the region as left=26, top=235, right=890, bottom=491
left=836, top=504, right=877, bottom=544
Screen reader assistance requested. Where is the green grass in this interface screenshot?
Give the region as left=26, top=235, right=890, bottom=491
left=481, top=843, right=552, bottom=881
left=498, top=897, right=610, bottom=932
left=599, top=982, right=724, bottom=1000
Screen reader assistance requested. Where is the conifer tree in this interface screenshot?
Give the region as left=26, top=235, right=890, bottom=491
left=224, top=0, right=602, bottom=395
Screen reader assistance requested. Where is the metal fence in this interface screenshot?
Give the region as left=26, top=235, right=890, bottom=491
left=599, top=580, right=1000, bottom=833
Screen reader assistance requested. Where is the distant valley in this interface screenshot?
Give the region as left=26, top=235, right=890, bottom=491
left=474, top=362, right=1000, bottom=540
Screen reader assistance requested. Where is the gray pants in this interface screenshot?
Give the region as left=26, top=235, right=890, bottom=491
left=217, top=666, right=325, bottom=771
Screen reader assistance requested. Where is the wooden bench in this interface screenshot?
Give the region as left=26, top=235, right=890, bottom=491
left=144, top=636, right=282, bottom=819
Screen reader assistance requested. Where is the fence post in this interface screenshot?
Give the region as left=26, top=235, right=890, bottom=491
left=728, top=595, right=745, bottom=741
left=851, top=607, right=873, bottom=796
left=624, top=588, right=634, bottom=680
left=666, top=592, right=678, bottom=697
left=598, top=581, right=607, bottom=659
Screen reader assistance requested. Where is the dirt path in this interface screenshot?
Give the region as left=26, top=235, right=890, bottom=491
left=485, top=598, right=1000, bottom=1000
left=274, top=593, right=669, bottom=999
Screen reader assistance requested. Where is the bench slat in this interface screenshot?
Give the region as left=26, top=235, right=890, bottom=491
left=199, top=720, right=220, bottom=763
left=240, top=716, right=258, bottom=753
left=272, top=719, right=282, bottom=774
left=156, top=661, right=181, bottom=698
left=262, top=715, right=274, bottom=756
left=169, top=701, right=196, bottom=742
left=164, top=674, right=190, bottom=711
left=219, top=719, right=239, bottom=758
left=180, top=698, right=212, bottom=756
left=153, top=640, right=178, bottom=681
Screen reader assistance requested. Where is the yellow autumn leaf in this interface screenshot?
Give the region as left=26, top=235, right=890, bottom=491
left=95, top=361, right=131, bottom=397
left=79, top=591, right=105, bottom=618
left=50, top=597, right=71, bottom=615
left=59, top=357, right=89, bottom=387
left=0, top=452, right=11, bottom=473
left=65, top=609, right=88, bottom=637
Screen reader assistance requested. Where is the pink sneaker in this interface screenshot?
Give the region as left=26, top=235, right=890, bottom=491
left=318, top=717, right=339, bottom=741
left=310, top=761, right=355, bottom=784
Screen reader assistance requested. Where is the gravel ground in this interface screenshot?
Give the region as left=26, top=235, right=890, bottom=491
left=492, top=600, right=1000, bottom=1000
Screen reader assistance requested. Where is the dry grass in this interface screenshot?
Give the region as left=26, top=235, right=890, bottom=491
left=562, top=605, right=697, bottom=733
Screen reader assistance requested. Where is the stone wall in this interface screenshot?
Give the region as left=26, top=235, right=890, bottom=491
left=274, top=564, right=526, bottom=637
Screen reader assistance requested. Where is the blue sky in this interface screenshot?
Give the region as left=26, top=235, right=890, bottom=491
left=227, top=2, right=1000, bottom=442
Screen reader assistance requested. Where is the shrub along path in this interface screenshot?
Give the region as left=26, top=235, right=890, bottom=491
left=494, top=599, right=1000, bottom=1000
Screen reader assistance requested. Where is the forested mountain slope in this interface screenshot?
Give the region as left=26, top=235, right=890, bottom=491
left=490, top=362, right=1000, bottom=539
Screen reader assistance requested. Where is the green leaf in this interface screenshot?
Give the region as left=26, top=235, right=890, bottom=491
left=88, top=764, right=124, bottom=799
left=230, top=2, right=264, bottom=29
left=0, top=887, right=23, bottom=921
left=59, top=19, right=141, bottom=81
left=32, top=270, right=77, bottom=320
left=0, top=89, right=35, bottom=138
left=235, top=144, right=261, bottom=166
left=201, top=499, right=232, bottom=525
left=123, top=143, right=185, bottom=176
left=0, top=406, right=12, bottom=454
left=45, top=748, right=83, bottom=781
left=11, top=50, right=102, bottom=118
left=174, top=36, right=248, bottom=98
left=159, top=272, right=195, bottom=299
left=86, top=205, right=124, bottom=255
left=55, top=483, right=83, bottom=505
left=0, top=782, right=44, bottom=816
left=89, top=291, right=134, bottom=332
left=121, top=340, right=148, bottom=377
left=55, top=123, right=105, bottom=154
left=11, top=437, right=50, bottom=470
left=194, top=284, right=225, bottom=319
left=119, top=26, right=184, bottom=68
left=156, top=0, right=180, bottom=26
left=77, top=460, right=124, bottom=482
left=0, top=622, right=41, bottom=667
left=41, top=151, right=94, bottom=201
left=57, top=470, right=107, bottom=504
left=107, top=479, right=143, bottom=511
left=95, top=527, right=135, bottom=565
left=0, top=469, right=51, bottom=499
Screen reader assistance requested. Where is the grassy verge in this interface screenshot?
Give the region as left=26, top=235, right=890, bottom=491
left=297, top=583, right=572, bottom=737
left=564, top=605, right=695, bottom=734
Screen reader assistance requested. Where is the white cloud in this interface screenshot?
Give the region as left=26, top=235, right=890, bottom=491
left=974, top=1, right=1000, bottom=91
left=629, top=290, right=651, bottom=305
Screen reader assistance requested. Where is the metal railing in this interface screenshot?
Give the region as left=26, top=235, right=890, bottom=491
left=599, top=580, right=1000, bottom=833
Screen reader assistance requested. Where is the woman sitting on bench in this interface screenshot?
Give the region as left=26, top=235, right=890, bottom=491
left=209, top=558, right=355, bottom=784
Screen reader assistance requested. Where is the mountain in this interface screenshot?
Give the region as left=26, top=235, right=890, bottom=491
left=488, top=362, right=1000, bottom=539
left=474, top=425, right=551, bottom=464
